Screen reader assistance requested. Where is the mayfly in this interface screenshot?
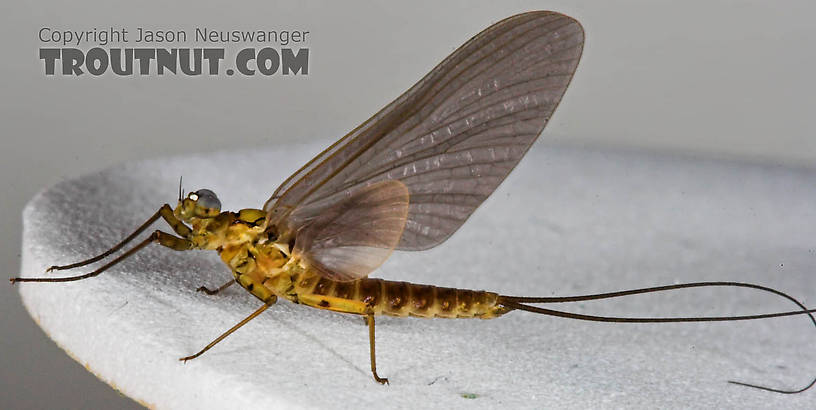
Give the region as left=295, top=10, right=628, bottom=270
left=11, top=11, right=816, bottom=392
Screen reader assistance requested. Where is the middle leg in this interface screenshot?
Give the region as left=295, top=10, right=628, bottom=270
left=180, top=298, right=276, bottom=362
left=197, top=280, right=236, bottom=295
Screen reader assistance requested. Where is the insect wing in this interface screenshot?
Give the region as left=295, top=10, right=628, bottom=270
left=266, top=11, right=584, bottom=250
left=293, top=180, right=410, bottom=281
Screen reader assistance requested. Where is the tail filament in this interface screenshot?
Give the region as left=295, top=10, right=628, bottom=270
left=498, top=281, right=815, bottom=394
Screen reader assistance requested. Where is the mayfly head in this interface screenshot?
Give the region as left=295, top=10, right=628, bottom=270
left=175, top=188, right=221, bottom=222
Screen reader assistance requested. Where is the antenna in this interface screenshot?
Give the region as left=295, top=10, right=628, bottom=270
left=178, top=176, right=184, bottom=202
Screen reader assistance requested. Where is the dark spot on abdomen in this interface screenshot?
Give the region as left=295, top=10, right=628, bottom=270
left=358, top=279, right=383, bottom=307
left=436, top=287, right=456, bottom=312
left=410, top=285, right=434, bottom=314
left=384, top=281, right=409, bottom=313
left=333, top=280, right=355, bottom=300
left=457, top=290, right=474, bottom=315
left=313, top=277, right=335, bottom=296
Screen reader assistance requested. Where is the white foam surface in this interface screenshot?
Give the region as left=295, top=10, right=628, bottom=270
left=17, top=141, right=816, bottom=409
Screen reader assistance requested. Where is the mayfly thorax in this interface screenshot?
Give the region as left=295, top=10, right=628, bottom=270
left=11, top=11, right=816, bottom=392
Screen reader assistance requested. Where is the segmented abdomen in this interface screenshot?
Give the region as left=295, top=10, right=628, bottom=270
left=293, top=273, right=508, bottom=319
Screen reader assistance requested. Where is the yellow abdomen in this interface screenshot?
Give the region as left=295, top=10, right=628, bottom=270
left=292, top=272, right=508, bottom=319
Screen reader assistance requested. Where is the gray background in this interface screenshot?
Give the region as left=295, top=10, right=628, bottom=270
left=1, top=1, right=813, bottom=408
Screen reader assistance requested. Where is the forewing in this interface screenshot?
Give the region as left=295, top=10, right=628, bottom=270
left=293, top=180, right=409, bottom=281
left=266, top=11, right=584, bottom=250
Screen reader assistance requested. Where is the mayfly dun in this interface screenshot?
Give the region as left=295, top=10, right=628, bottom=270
left=11, top=11, right=815, bottom=392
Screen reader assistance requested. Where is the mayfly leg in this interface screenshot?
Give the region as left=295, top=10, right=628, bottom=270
left=46, top=204, right=191, bottom=272
left=10, top=230, right=192, bottom=283
left=197, top=280, right=235, bottom=295
left=367, top=313, right=388, bottom=385
left=179, top=298, right=276, bottom=362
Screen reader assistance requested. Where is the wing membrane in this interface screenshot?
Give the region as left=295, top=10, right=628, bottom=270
left=293, top=180, right=409, bottom=281
left=267, top=11, right=584, bottom=252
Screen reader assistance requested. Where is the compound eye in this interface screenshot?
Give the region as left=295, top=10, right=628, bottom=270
left=193, top=189, right=221, bottom=212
